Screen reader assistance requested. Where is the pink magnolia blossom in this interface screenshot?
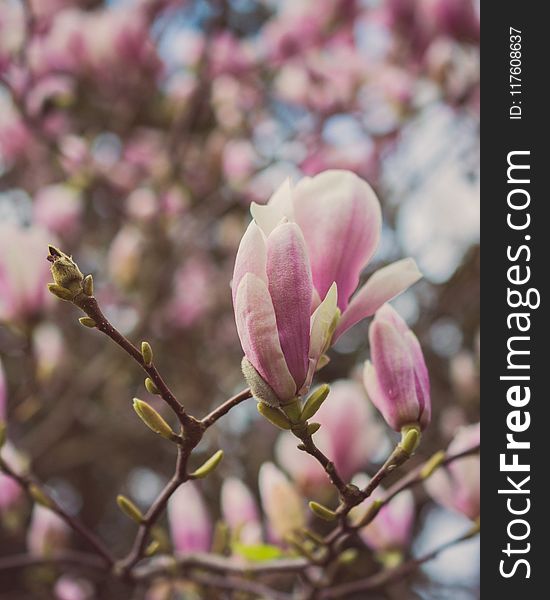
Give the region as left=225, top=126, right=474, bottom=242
left=0, top=223, right=54, bottom=323
left=425, top=422, right=480, bottom=520
left=352, top=474, right=415, bottom=552
left=33, top=184, right=83, bottom=236
left=250, top=170, right=421, bottom=344
left=275, top=380, right=387, bottom=488
left=258, top=462, right=305, bottom=544
left=363, top=303, right=431, bottom=431
left=107, top=226, right=144, bottom=290
left=233, top=216, right=337, bottom=404
left=27, top=505, right=71, bottom=556
left=221, top=477, right=262, bottom=544
left=167, top=483, right=211, bottom=554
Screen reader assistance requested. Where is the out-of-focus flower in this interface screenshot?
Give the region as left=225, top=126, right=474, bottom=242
left=0, top=96, right=31, bottom=165
left=32, top=323, right=65, bottom=381
left=27, top=505, right=70, bottom=556
left=251, top=170, right=422, bottom=343
left=0, top=223, right=54, bottom=324
left=352, top=474, right=415, bottom=552
left=276, top=380, right=387, bottom=488
left=425, top=422, right=480, bottom=520
left=107, top=225, right=144, bottom=290
left=33, top=184, right=83, bottom=236
left=54, top=575, right=94, bottom=600
left=0, top=443, right=24, bottom=513
left=233, top=217, right=336, bottom=405
left=222, top=139, right=257, bottom=185
left=419, top=0, right=480, bottom=42
left=258, top=462, right=305, bottom=544
left=168, top=483, right=211, bottom=553
left=166, top=257, right=216, bottom=329
left=221, top=477, right=262, bottom=544
left=363, top=303, right=431, bottom=431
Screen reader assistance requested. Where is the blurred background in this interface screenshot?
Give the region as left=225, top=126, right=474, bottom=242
left=0, top=0, right=479, bottom=598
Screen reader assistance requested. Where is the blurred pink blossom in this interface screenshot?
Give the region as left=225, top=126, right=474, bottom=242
left=425, top=422, right=480, bottom=520
left=352, top=474, right=415, bottom=552
left=276, top=380, right=387, bottom=488
left=0, top=223, right=54, bottom=324
left=168, top=483, right=211, bottom=553
left=27, top=505, right=70, bottom=556
left=0, top=443, right=24, bottom=514
left=221, top=477, right=262, bottom=544
left=107, top=226, right=144, bottom=290
left=33, top=184, right=83, bottom=236
left=54, top=576, right=94, bottom=600
left=258, top=462, right=305, bottom=544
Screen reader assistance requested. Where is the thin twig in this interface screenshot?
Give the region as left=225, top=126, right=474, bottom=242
left=201, top=387, right=252, bottom=428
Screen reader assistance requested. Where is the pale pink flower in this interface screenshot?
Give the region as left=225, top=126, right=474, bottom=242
left=33, top=184, right=83, bottom=236
left=221, top=477, right=262, bottom=544
left=251, top=170, right=421, bottom=344
left=276, top=380, right=387, bottom=488
left=258, top=463, right=305, bottom=544
left=0, top=223, right=54, bottom=323
left=363, top=304, right=430, bottom=431
left=54, top=576, right=94, bottom=600
left=222, top=139, right=257, bottom=184
left=425, top=422, right=480, bottom=520
left=27, top=505, right=70, bottom=556
left=32, top=323, right=65, bottom=381
left=168, top=483, right=211, bottom=553
left=107, top=226, right=144, bottom=290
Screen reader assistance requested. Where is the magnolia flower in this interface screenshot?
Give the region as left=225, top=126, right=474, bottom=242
left=0, top=223, right=54, bottom=324
left=54, top=576, right=94, bottom=600
left=352, top=474, right=415, bottom=552
left=363, top=304, right=431, bottom=431
left=425, top=422, right=480, bottom=520
left=221, top=477, right=262, bottom=544
left=233, top=218, right=337, bottom=405
left=167, top=483, right=211, bottom=553
left=275, top=380, right=388, bottom=488
left=258, top=462, right=305, bottom=543
left=27, top=505, right=70, bottom=556
left=250, top=170, right=421, bottom=343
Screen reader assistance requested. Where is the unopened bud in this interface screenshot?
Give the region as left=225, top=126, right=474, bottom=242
left=117, top=494, right=143, bottom=523
left=257, top=402, right=292, bottom=430
left=133, top=398, right=175, bottom=440
left=357, top=499, right=384, bottom=527
left=79, top=316, right=96, bottom=328
left=400, top=425, right=421, bottom=456
left=190, top=450, right=224, bottom=479
left=145, top=539, right=160, bottom=556
left=145, top=378, right=160, bottom=395
left=47, top=246, right=84, bottom=293
left=0, top=422, right=6, bottom=448
left=47, top=283, right=75, bottom=302
left=338, top=548, right=358, bottom=565
left=309, top=501, right=337, bottom=522
left=82, top=274, right=94, bottom=296
left=306, top=422, right=321, bottom=436
left=301, top=384, right=330, bottom=421
left=141, top=342, right=153, bottom=366
left=281, top=399, right=302, bottom=423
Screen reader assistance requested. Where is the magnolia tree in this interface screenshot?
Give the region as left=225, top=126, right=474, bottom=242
left=0, top=0, right=479, bottom=598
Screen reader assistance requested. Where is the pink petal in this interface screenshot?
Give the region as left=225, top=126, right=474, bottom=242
left=334, top=258, right=422, bottom=341
left=369, top=320, right=418, bottom=430
left=168, top=483, right=211, bottom=553
left=232, top=221, right=267, bottom=306
left=266, top=223, right=312, bottom=390
left=234, top=273, right=296, bottom=402
left=293, top=170, right=381, bottom=310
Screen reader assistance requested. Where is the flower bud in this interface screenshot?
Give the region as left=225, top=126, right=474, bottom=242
left=189, top=450, right=224, bottom=479
left=363, top=304, right=430, bottom=431
left=132, top=398, right=174, bottom=440
left=116, top=494, right=144, bottom=523
left=257, top=402, right=292, bottom=430
left=78, top=317, right=96, bottom=328
left=308, top=500, right=337, bottom=522
left=141, top=341, right=153, bottom=366
left=47, top=246, right=84, bottom=297
left=82, top=274, right=94, bottom=297
left=300, top=384, right=330, bottom=421
left=144, top=378, right=160, bottom=395
left=168, top=483, right=211, bottom=553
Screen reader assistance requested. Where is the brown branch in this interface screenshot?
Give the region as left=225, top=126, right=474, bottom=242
left=0, top=551, right=106, bottom=573
left=201, top=387, right=252, bottom=428
left=319, top=523, right=480, bottom=598
left=0, top=458, right=115, bottom=567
